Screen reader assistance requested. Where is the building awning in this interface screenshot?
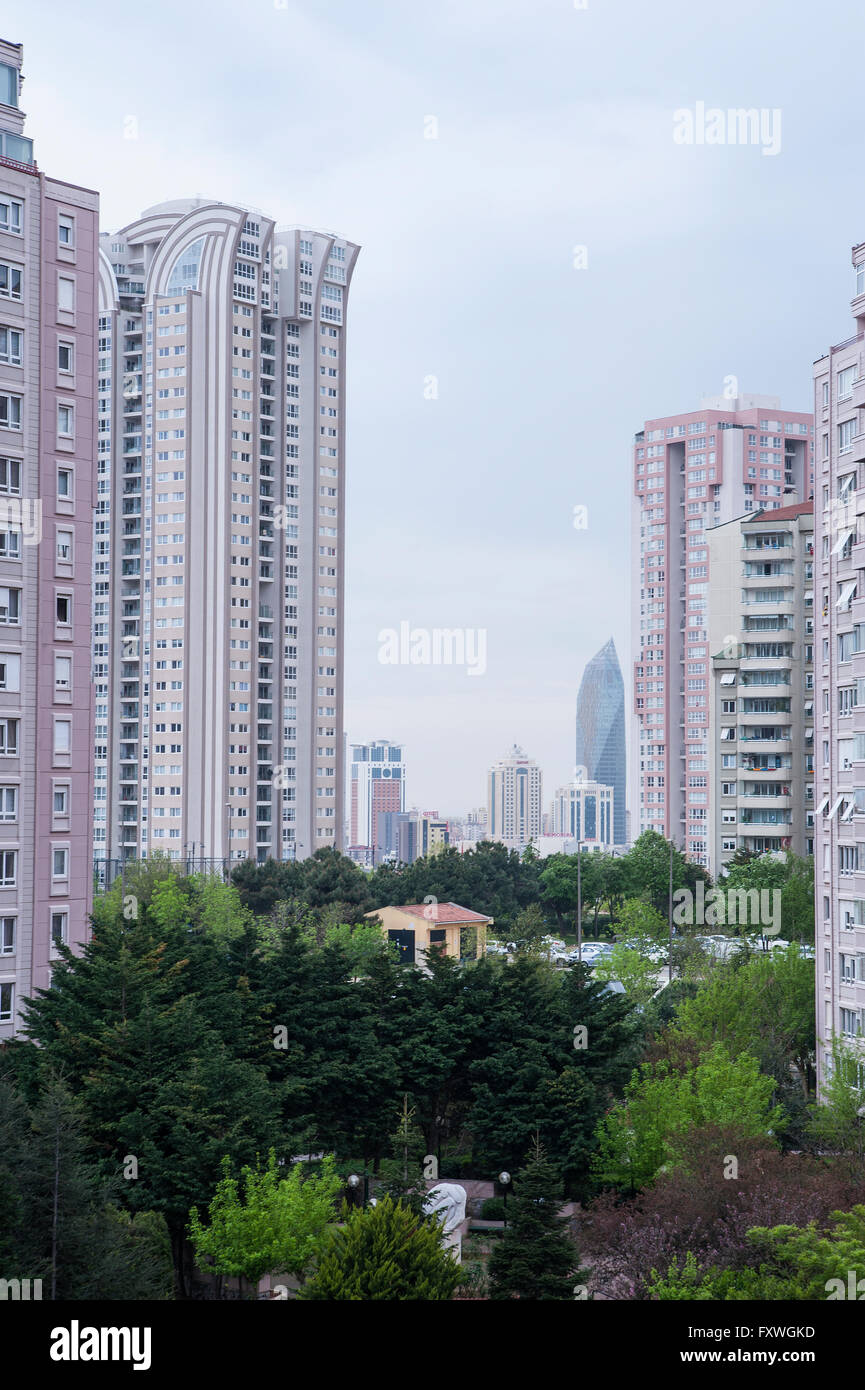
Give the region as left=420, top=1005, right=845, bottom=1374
left=805, top=727, right=814, bottom=739
left=720, top=672, right=737, bottom=686
left=815, top=795, right=830, bottom=816
left=837, top=580, right=858, bottom=609
left=804, top=701, right=814, bottom=715
left=832, top=528, right=855, bottom=555
left=828, top=795, right=847, bottom=820
left=804, top=589, right=814, bottom=602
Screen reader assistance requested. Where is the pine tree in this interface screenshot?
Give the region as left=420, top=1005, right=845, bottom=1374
left=300, top=1195, right=461, bottom=1301
left=488, top=1144, right=580, bottom=1300
left=376, top=1095, right=431, bottom=1215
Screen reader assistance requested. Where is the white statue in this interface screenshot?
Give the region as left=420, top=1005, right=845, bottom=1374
left=423, top=1183, right=467, bottom=1262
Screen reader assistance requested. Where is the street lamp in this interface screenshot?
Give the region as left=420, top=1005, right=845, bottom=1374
left=347, top=1171, right=369, bottom=1208
left=498, top=1170, right=511, bottom=1227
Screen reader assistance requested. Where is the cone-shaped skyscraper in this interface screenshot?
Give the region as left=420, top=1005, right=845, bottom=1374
left=575, top=638, right=626, bottom=847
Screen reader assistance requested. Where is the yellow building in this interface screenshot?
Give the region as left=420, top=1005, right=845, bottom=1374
left=364, top=901, right=493, bottom=967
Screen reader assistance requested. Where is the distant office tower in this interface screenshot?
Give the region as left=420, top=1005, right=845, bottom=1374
left=631, top=394, right=813, bottom=867
left=0, top=40, right=97, bottom=1037
left=349, top=739, right=405, bottom=862
left=391, top=809, right=448, bottom=864
left=575, top=638, right=626, bottom=846
left=94, top=200, right=358, bottom=868
left=487, top=744, right=542, bottom=849
left=814, top=246, right=865, bottom=1096
left=707, top=504, right=814, bottom=877
left=550, top=777, right=614, bottom=849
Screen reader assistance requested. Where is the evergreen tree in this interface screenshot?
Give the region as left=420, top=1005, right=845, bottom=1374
left=488, top=1144, right=580, bottom=1300
left=300, top=1195, right=461, bottom=1300
left=376, top=1095, right=432, bottom=1214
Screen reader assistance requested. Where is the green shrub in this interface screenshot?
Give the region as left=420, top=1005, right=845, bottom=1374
left=481, top=1197, right=507, bottom=1221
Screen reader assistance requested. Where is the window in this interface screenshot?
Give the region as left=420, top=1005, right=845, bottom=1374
left=0, top=457, right=20, bottom=495
left=54, top=655, right=71, bottom=691
left=0, top=263, right=22, bottom=300
left=57, top=404, right=73, bottom=437
left=57, top=276, right=75, bottom=313
left=51, top=910, right=68, bottom=947
left=53, top=786, right=68, bottom=816
left=0, top=850, right=16, bottom=886
left=0, top=718, right=18, bottom=755
left=53, top=719, right=71, bottom=755
left=0, top=588, right=20, bottom=625
left=0, top=786, right=15, bottom=821
left=0, top=653, right=19, bottom=691
left=838, top=366, right=855, bottom=401
left=0, top=326, right=22, bottom=366
left=52, top=848, right=68, bottom=879
left=58, top=214, right=74, bottom=247
left=0, top=393, right=22, bottom=429
left=56, top=594, right=71, bottom=625
left=839, top=419, right=856, bottom=453
left=57, top=341, right=73, bottom=374
left=0, top=916, right=14, bottom=954
left=57, top=467, right=72, bottom=500
left=0, top=983, right=12, bottom=1022
left=56, top=529, right=73, bottom=564
left=0, top=196, right=22, bottom=234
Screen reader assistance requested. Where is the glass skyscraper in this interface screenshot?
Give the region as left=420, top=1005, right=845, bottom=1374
left=575, top=638, right=626, bottom=847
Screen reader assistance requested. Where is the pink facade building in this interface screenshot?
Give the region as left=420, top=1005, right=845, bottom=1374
left=814, top=245, right=865, bottom=1095
left=631, top=394, right=813, bottom=870
left=0, top=40, right=96, bottom=1035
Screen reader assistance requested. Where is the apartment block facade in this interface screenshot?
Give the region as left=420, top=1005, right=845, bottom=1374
left=708, top=504, right=815, bottom=876
left=94, top=200, right=358, bottom=867
left=0, top=41, right=97, bottom=1035
left=814, top=247, right=865, bottom=1094
left=631, top=394, right=813, bottom=869
left=487, top=744, right=542, bottom=849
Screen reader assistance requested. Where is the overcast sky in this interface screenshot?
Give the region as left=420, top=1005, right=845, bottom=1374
left=9, top=0, right=864, bottom=814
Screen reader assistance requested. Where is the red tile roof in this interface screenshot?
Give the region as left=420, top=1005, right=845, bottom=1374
left=749, top=501, right=813, bottom=521
left=394, top=901, right=492, bottom=924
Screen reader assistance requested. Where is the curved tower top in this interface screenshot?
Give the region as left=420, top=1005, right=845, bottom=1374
left=575, top=638, right=626, bottom=846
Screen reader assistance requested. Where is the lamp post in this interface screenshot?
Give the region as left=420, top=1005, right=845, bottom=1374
left=499, top=1170, right=511, bottom=1227
left=668, top=837, right=674, bottom=987
left=576, top=839, right=582, bottom=963
left=347, top=1171, right=369, bottom=1209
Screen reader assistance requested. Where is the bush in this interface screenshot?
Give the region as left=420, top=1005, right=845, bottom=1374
left=481, top=1197, right=507, bottom=1221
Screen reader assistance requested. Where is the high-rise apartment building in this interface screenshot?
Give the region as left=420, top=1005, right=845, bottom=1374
left=487, top=744, right=542, bottom=849
left=814, top=246, right=865, bottom=1095
left=93, top=200, right=358, bottom=868
left=348, top=739, right=405, bottom=863
left=708, top=504, right=815, bottom=877
left=575, top=637, right=626, bottom=846
left=0, top=40, right=97, bottom=1035
left=631, top=394, right=813, bottom=868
